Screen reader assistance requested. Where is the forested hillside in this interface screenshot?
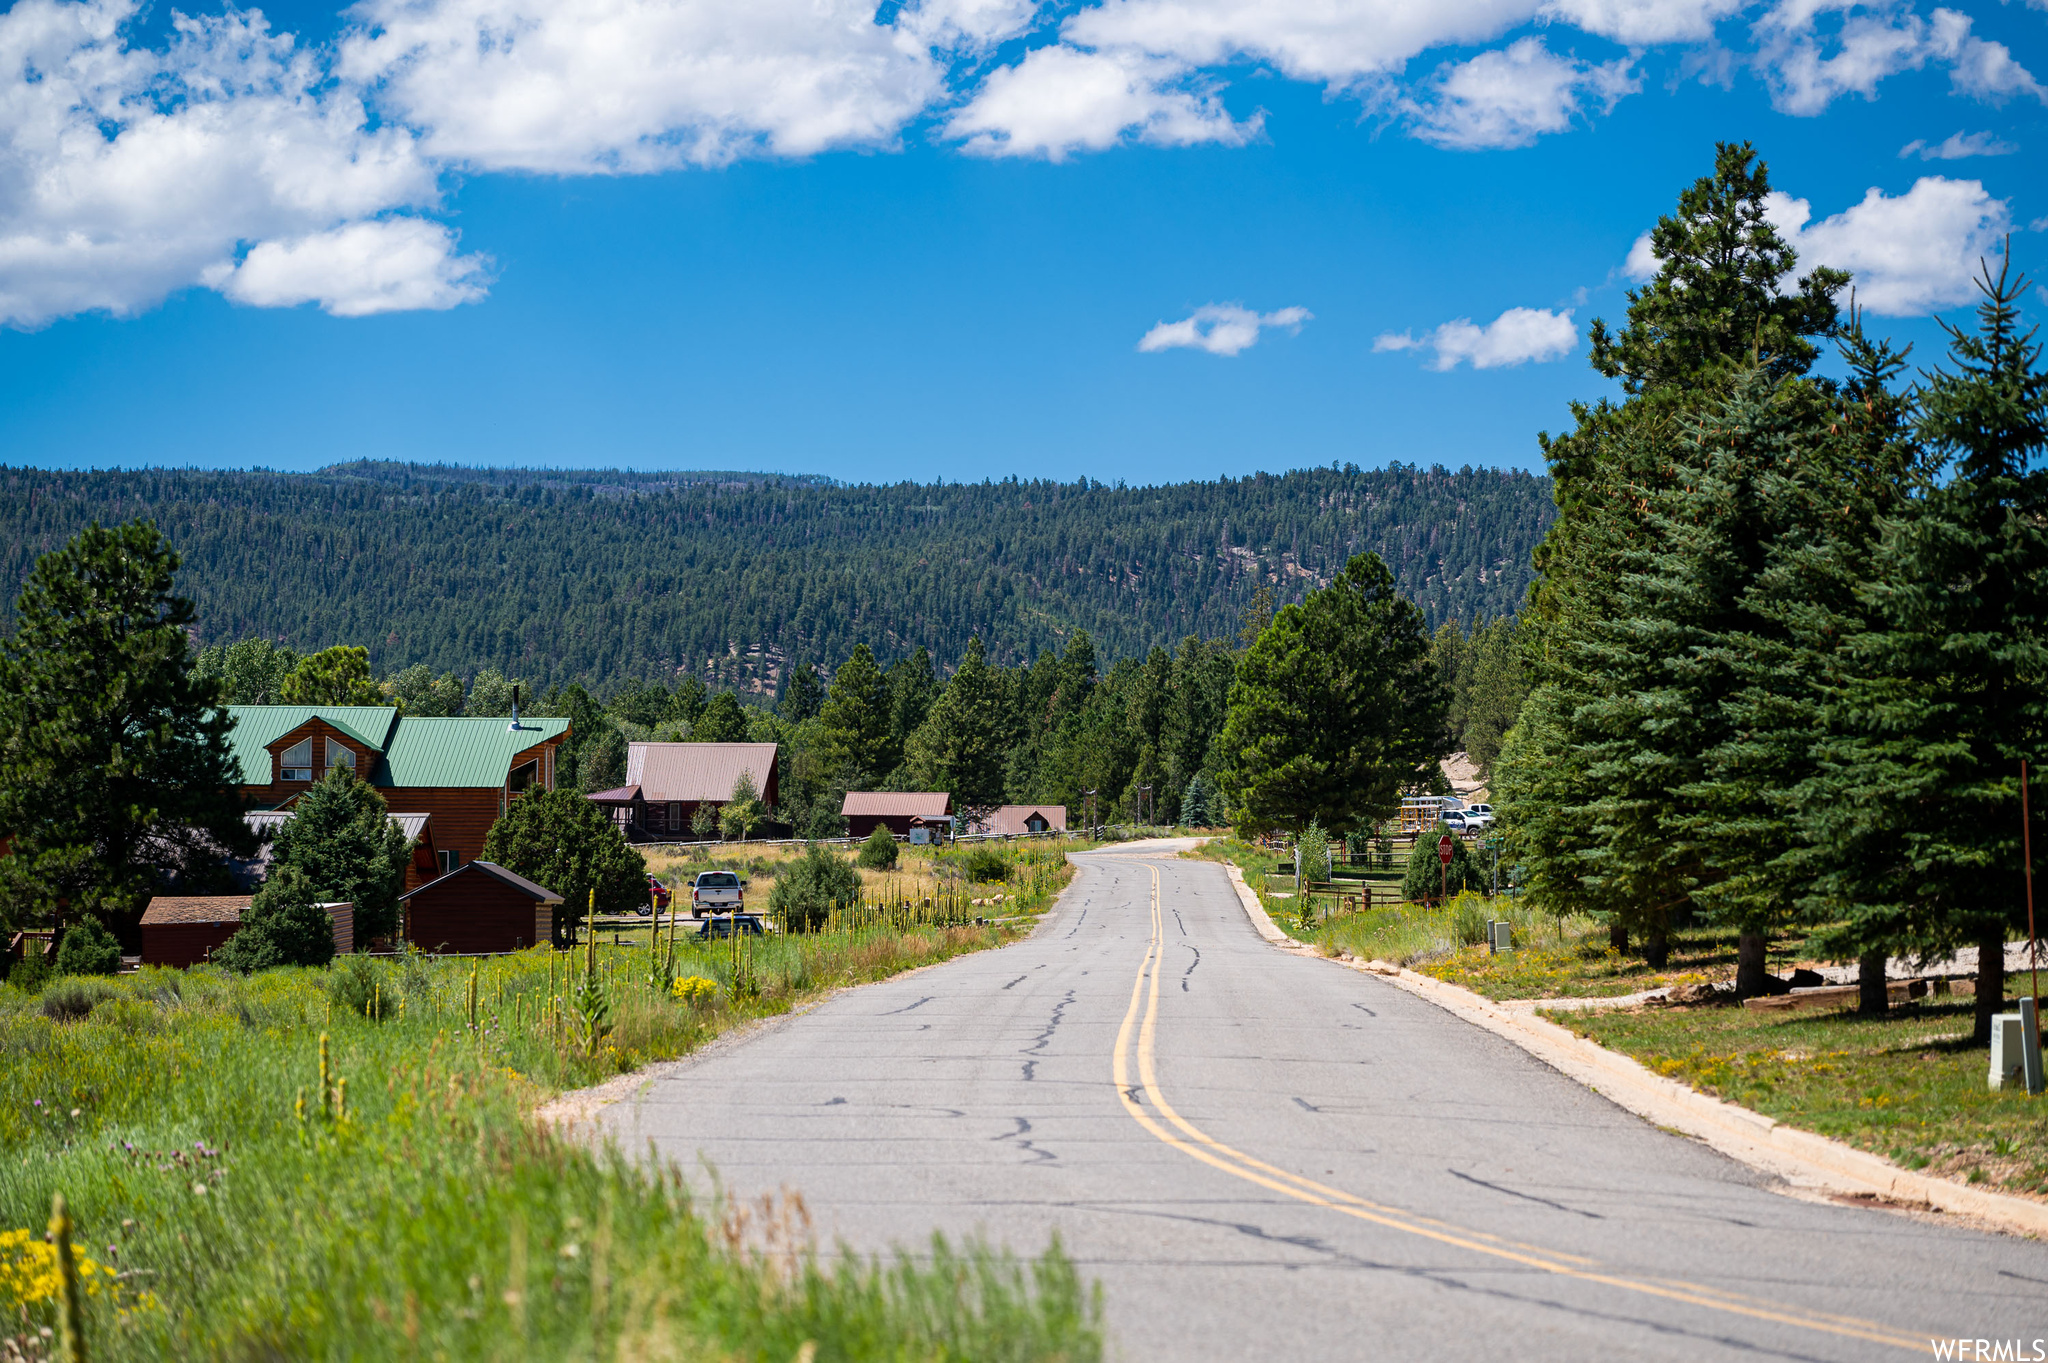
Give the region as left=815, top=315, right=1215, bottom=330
left=0, top=461, right=1551, bottom=688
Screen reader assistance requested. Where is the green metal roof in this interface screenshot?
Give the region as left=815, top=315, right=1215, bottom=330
left=225, top=709, right=567, bottom=788
left=225, top=707, right=401, bottom=785
left=377, top=717, right=571, bottom=788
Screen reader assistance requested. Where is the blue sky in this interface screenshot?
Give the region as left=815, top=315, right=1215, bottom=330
left=0, top=0, right=2040, bottom=484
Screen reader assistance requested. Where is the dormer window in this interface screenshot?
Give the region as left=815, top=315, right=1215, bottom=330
left=281, top=739, right=313, bottom=782
left=327, top=739, right=356, bottom=774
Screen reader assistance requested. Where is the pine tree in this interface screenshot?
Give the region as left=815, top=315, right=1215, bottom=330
left=905, top=636, right=1010, bottom=807
left=886, top=648, right=938, bottom=761
left=817, top=645, right=894, bottom=778
left=212, top=864, right=338, bottom=971
left=269, top=766, right=414, bottom=944
left=481, top=787, right=648, bottom=943
left=780, top=662, right=823, bottom=724
left=0, top=520, right=254, bottom=934
left=691, top=691, right=749, bottom=743
left=1218, top=553, right=1444, bottom=837
left=1810, top=258, right=2048, bottom=1040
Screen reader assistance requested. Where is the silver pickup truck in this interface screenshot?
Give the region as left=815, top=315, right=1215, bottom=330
left=689, top=870, right=745, bottom=915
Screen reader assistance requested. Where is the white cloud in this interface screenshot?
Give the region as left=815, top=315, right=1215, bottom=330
left=204, top=219, right=489, bottom=316
left=1765, top=176, right=2010, bottom=314
left=1541, top=0, right=1749, bottom=45
left=946, top=46, right=1257, bottom=160
left=1753, top=2, right=2043, bottom=115
left=1403, top=37, right=1637, bottom=149
left=340, top=0, right=943, bottom=174
left=1899, top=130, right=2016, bottom=159
left=1928, top=8, right=2046, bottom=103
left=1138, top=303, right=1311, bottom=355
left=1623, top=230, right=1662, bottom=282
left=1375, top=306, right=1577, bottom=369
left=0, top=0, right=442, bottom=327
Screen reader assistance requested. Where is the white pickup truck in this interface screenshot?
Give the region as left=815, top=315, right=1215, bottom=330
left=690, top=870, right=745, bottom=916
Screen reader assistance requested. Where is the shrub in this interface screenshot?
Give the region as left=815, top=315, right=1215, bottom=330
left=329, top=953, right=392, bottom=1020
left=6, top=951, right=51, bottom=994
left=212, top=866, right=338, bottom=972
left=1451, top=892, right=1491, bottom=947
left=769, top=844, right=861, bottom=932
left=40, top=977, right=118, bottom=1021
left=857, top=826, right=899, bottom=870
left=963, top=846, right=1012, bottom=883
left=1401, top=833, right=1487, bottom=904
left=54, top=917, right=122, bottom=976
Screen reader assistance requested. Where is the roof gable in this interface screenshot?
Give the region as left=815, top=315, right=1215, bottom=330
left=843, top=791, right=952, bottom=817
left=226, top=706, right=399, bottom=784
left=401, top=859, right=563, bottom=903
left=625, top=743, right=777, bottom=803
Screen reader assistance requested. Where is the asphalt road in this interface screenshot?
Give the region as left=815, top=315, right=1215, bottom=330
left=599, top=843, right=2048, bottom=1361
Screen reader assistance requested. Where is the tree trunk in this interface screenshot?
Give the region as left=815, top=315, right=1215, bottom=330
left=1857, top=949, right=1889, bottom=1016
left=1974, top=924, right=2007, bottom=1046
left=1736, top=931, right=1769, bottom=999
left=1644, top=926, right=1670, bottom=970
left=1609, top=921, right=1628, bottom=953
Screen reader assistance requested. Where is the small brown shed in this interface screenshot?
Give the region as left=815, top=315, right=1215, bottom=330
left=140, top=896, right=252, bottom=967
left=140, top=896, right=354, bottom=967
left=401, top=860, right=561, bottom=955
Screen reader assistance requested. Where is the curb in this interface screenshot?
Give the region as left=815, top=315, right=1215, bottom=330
left=1219, top=860, right=2048, bottom=1239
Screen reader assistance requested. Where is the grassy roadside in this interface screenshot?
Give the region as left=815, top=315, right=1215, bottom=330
left=1186, top=840, right=1827, bottom=1002
left=1549, top=995, right=2048, bottom=1201
left=0, top=859, right=1099, bottom=1361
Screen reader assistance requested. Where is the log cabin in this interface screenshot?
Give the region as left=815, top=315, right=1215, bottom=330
left=228, top=706, right=571, bottom=884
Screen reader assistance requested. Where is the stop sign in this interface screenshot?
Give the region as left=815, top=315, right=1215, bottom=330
left=1438, top=834, right=1455, bottom=866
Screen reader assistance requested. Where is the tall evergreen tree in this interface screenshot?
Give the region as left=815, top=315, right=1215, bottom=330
left=268, top=766, right=414, bottom=944
left=780, top=662, right=824, bottom=725
left=1502, top=142, right=1846, bottom=964
left=691, top=691, right=749, bottom=743
left=905, top=636, right=1010, bottom=808
left=1808, top=259, right=2048, bottom=1039
left=1218, top=553, right=1444, bottom=837
left=0, top=520, right=253, bottom=934
left=816, top=645, right=894, bottom=778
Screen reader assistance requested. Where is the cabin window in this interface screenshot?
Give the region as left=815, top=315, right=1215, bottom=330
left=509, top=759, right=539, bottom=793
left=669, top=802, right=683, bottom=833
left=326, top=739, right=355, bottom=774
left=438, top=850, right=458, bottom=876
left=281, top=739, right=313, bottom=782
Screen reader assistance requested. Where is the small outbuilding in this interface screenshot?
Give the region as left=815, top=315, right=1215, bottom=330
left=401, top=860, right=562, bottom=954
left=983, top=805, right=1067, bottom=837
left=139, top=895, right=354, bottom=967
left=843, top=791, right=952, bottom=840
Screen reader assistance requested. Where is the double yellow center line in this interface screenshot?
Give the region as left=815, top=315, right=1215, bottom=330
left=1110, top=859, right=1930, bottom=1355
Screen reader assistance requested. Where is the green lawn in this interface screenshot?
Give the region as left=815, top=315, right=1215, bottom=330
left=0, top=869, right=1101, bottom=1361
left=1550, top=995, right=2048, bottom=1201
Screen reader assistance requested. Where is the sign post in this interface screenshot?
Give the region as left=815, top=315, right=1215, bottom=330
left=1438, top=833, right=1454, bottom=905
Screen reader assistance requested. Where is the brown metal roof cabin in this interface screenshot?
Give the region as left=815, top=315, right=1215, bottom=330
left=981, top=805, right=1067, bottom=837
left=401, top=861, right=562, bottom=955
left=227, top=706, right=572, bottom=888
left=140, top=896, right=354, bottom=968
left=588, top=742, right=779, bottom=842
left=842, top=792, right=952, bottom=840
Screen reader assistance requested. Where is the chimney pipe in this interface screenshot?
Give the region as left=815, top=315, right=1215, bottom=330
left=509, top=683, right=521, bottom=732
